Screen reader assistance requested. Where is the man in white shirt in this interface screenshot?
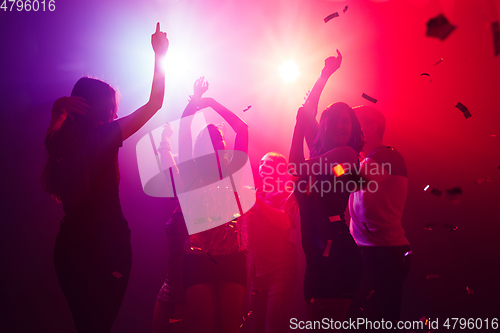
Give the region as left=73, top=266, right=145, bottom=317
left=349, top=106, right=411, bottom=326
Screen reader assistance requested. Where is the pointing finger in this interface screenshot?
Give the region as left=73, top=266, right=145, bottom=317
left=156, top=22, right=160, bottom=33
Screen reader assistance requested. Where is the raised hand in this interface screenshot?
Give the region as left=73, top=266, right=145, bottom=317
left=151, top=22, right=169, bottom=56
left=53, top=97, right=89, bottom=118
left=192, top=76, right=209, bottom=100
left=296, top=106, right=314, bottom=125
left=321, top=49, right=342, bottom=77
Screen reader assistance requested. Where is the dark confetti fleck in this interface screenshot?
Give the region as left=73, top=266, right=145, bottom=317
left=343, top=6, right=348, bottom=13
left=455, top=102, right=471, bottom=119
left=243, top=105, right=252, bottom=112
left=473, top=177, right=492, bottom=184
left=426, top=14, right=456, bottom=41
left=445, top=187, right=462, bottom=196
left=207, top=252, right=218, bottom=265
left=420, top=73, right=431, bottom=77
left=430, top=188, right=442, bottom=197
left=324, top=12, right=339, bottom=23
left=434, top=58, right=444, bottom=66
left=492, top=21, right=500, bottom=56
left=423, top=223, right=435, bottom=231
left=362, top=93, right=377, bottom=103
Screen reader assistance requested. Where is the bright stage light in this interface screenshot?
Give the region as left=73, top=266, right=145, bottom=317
left=164, top=47, right=191, bottom=78
left=279, top=60, right=300, bottom=82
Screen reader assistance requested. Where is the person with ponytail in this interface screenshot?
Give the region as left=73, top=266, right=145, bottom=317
left=42, top=23, right=169, bottom=333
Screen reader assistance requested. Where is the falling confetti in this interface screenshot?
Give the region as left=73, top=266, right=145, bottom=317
left=426, top=14, right=456, bottom=41
left=322, top=239, right=332, bottom=257
left=423, top=223, right=435, bottom=231
left=362, top=93, right=377, bottom=103
left=243, top=105, right=252, bottom=112
left=343, top=6, right=348, bottom=13
left=492, top=21, right=500, bottom=56
left=404, top=251, right=413, bottom=257
left=324, top=12, right=339, bottom=23
left=112, top=271, right=123, bottom=279
left=466, top=286, right=474, bottom=296
left=455, top=102, right=471, bottom=119
left=426, top=274, right=439, bottom=280
left=366, top=289, right=375, bottom=300
left=207, top=252, right=218, bottom=265
left=434, top=58, right=444, bottom=66
left=473, top=177, right=492, bottom=184
left=168, top=318, right=183, bottom=324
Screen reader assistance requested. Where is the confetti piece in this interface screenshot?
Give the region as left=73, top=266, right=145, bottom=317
left=430, top=188, right=442, bottom=197
left=466, top=286, right=474, bottom=296
left=252, top=289, right=261, bottom=295
left=420, top=316, right=427, bottom=323
left=168, top=318, right=183, bottom=324
left=366, top=289, right=375, bottom=300
left=324, top=12, right=339, bottom=23
left=455, top=102, right=471, bottom=119
left=420, top=73, right=432, bottom=82
left=424, top=185, right=430, bottom=191
left=426, top=14, right=456, bottom=41
left=445, top=187, right=462, bottom=196
left=404, top=251, right=413, bottom=257
left=434, top=58, right=444, bottom=66
left=329, top=215, right=341, bottom=222
left=473, top=177, right=492, bottom=184
left=190, top=247, right=202, bottom=251
left=207, top=252, right=218, bottom=265
left=423, top=223, right=435, bottom=231
left=112, top=271, right=122, bottom=279
left=492, top=21, right=500, bottom=56
left=442, top=224, right=459, bottom=231
left=445, top=187, right=462, bottom=203
left=426, top=274, right=439, bottom=279
left=362, top=93, right=377, bottom=103
left=243, top=105, right=252, bottom=112
left=332, top=164, right=345, bottom=176
left=322, top=239, right=332, bottom=257
left=343, top=5, right=348, bottom=13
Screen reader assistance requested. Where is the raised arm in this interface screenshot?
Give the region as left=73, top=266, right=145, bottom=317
left=304, top=50, right=342, bottom=150
left=204, top=97, right=248, bottom=153
left=117, top=22, right=169, bottom=140
left=47, top=97, right=89, bottom=135
left=289, top=106, right=311, bottom=167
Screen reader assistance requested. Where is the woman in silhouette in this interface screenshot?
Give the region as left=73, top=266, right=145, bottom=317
left=43, top=23, right=169, bottom=333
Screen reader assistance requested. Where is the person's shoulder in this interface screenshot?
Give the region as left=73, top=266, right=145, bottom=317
left=367, top=146, right=407, bottom=177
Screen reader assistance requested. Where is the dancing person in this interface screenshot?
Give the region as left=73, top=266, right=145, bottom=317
left=348, top=106, right=410, bottom=328
left=42, top=23, right=169, bottom=333
left=178, top=77, right=249, bottom=333
left=246, top=152, right=298, bottom=333
left=289, top=51, right=363, bottom=329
